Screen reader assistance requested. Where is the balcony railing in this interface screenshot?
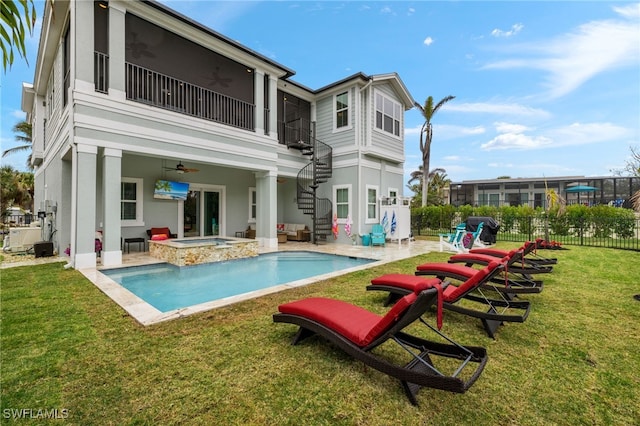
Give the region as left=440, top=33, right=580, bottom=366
left=124, top=62, right=254, bottom=131
left=277, top=117, right=312, bottom=148
left=94, top=51, right=109, bottom=94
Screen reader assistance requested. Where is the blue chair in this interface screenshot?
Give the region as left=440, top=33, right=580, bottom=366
left=370, top=224, right=386, bottom=246
left=438, top=223, right=467, bottom=253
left=468, top=222, right=486, bottom=249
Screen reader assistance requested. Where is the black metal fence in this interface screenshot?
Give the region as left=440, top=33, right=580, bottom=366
left=411, top=213, right=640, bottom=251
left=2, top=214, right=34, bottom=227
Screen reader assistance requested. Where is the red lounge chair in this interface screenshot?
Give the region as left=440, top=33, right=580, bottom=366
left=367, top=260, right=530, bottom=339
left=417, top=253, right=543, bottom=299
left=273, top=278, right=488, bottom=406
left=448, top=247, right=553, bottom=277
left=470, top=239, right=558, bottom=266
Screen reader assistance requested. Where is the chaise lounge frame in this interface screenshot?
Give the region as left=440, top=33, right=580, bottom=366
left=470, top=239, right=558, bottom=266
left=368, top=261, right=531, bottom=338
left=273, top=286, right=488, bottom=406
left=416, top=260, right=543, bottom=300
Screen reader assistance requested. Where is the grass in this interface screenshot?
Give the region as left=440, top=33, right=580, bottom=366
left=1, top=244, right=639, bottom=425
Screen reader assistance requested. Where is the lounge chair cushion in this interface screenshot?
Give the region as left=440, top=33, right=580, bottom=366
left=370, top=276, right=444, bottom=328
left=371, top=275, right=440, bottom=292
left=445, top=261, right=500, bottom=301
left=416, top=262, right=477, bottom=278
left=150, top=227, right=172, bottom=238
left=278, top=293, right=417, bottom=347
left=151, top=234, right=168, bottom=241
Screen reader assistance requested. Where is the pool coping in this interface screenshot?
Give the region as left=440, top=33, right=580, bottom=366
left=79, top=240, right=441, bottom=326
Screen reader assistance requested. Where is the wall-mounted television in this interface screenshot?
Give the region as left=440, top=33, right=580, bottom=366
left=154, top=180, right=189, bottom=201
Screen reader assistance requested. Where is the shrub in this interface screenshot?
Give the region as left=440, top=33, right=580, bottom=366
left=612, top=208, right=637, bottom=239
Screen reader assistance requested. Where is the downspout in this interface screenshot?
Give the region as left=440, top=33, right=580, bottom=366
left=357, top=78, right=373, bottom=238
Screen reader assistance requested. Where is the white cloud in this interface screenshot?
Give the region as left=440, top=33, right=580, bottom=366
left=380, top=6, right=393, bottom=15
left=494, top=122, right=530, bottom=134
left=482, top=133, right=552, bottom=151
left=491, top=23, right=524, bottom=38
left=423, top=36, right=434, bottom=46
left=613, top=3, right=640, bottom=19
left=482, top=11, right=640, bottom=99
left=481, top=121, right=632, bottom=151
left=446, top=102, right=551, bottom=118
left=405, top=124, right=485, bottom=139
left=11, top=110, right=26, bottom=119
left=547, top=122, right=631, bottom=146
left=407, top=7, right=415, bottom=16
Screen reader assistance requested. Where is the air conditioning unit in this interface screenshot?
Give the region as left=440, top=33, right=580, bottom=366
left=6, top=227, right=43, bottom=252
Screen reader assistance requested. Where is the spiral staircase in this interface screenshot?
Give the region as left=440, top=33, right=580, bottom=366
left=281, top=119, right=333, bottom=243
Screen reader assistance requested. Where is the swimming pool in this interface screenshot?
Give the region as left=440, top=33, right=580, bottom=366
left=100, top=251, right=375, bottom=316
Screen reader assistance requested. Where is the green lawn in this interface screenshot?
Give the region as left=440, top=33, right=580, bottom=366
left=1, top=244, right=639, bottom=425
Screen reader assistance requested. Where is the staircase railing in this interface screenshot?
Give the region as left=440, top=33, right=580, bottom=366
left=283, top=119, right=333, bottom=243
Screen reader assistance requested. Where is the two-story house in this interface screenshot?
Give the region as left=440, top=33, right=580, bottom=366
left=22, top=0, right=414, bottom=269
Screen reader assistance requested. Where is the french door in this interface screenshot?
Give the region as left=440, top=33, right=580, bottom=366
left=181, top=184, right=225, bottom=237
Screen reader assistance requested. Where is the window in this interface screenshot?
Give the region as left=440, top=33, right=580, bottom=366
left=335, top=91, right=350, bottom=130
left=366, top=185, right=378, bottom=223
left=248, top=188, right=256, bottom=223
left=333, top=184, right=351, bottom=222
left=121, top=178, right=144, bottom=226
left=63, top=26, right=70, bottom=106
left=375, top=92, right=401, bottom=137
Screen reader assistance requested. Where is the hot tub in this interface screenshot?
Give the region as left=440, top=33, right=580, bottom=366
left=148, top=236, right=258, bottom=266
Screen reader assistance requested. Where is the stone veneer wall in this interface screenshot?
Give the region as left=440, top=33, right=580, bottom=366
left=149, top=240, right=259, bottom=266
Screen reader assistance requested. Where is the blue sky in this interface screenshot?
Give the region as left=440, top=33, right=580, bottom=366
left=2, top=1, right=639, bottom=187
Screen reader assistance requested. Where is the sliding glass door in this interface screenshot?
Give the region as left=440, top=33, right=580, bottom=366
left=182, top=185, right=225, bottom=237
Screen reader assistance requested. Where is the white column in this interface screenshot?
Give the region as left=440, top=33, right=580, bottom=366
left=108, top=3, right=126, bottom=98
left=72, top=0, right=94, bottom=84
left=73, top=144, right=98, bottom=269
left=268, top=75, right=278, bottom=139
left=254, top=70, right=265, bottom=134
left=101, top=148, right=122, bottom=266
left=255, top=170, right=277, bottom=248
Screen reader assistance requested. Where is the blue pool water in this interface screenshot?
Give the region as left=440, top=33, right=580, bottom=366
left=170, top=237, right=232, bottom=245
left=101, top=251, right=375, bottom=312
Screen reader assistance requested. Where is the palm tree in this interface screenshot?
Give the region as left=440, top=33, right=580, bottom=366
left=2, top=120, right=33, bottom=170
left=1, top=0, right=37, bottom=71
left=408, top=166, right=449, bottom=206
left=1, top=166, right=33, bottom=221
left=414, top=95, right=455, bottom=206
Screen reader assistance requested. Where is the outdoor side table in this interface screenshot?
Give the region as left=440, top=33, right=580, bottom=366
left=123, top=237, right=146, bottom=253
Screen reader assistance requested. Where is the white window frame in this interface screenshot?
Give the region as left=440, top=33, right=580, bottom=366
left=333, top=90, right=352, bottom=132
left=121, top=177, right=144, bottom=227
left=366, top=185, right=379, bottom=224
left=248, top=187, right=256, bottom=223
left=388, top=188, right=398, bottom=204
left=374, top=91, right=402, bottom=138
left=333, top=184, right=352, bottom=224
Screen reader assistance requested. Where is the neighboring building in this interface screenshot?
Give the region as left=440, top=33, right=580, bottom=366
left=22, top=0, right=414, bottom=268
left=449, top=176, right=640, bottom=209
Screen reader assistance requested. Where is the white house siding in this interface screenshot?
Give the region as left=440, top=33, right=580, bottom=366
left=314, top=88, right=357, bottom=150
left=367, top=84, right=404, bottom=163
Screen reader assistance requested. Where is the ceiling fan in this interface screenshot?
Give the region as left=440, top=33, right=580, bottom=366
left=164, top=161, right=199, bottom=174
